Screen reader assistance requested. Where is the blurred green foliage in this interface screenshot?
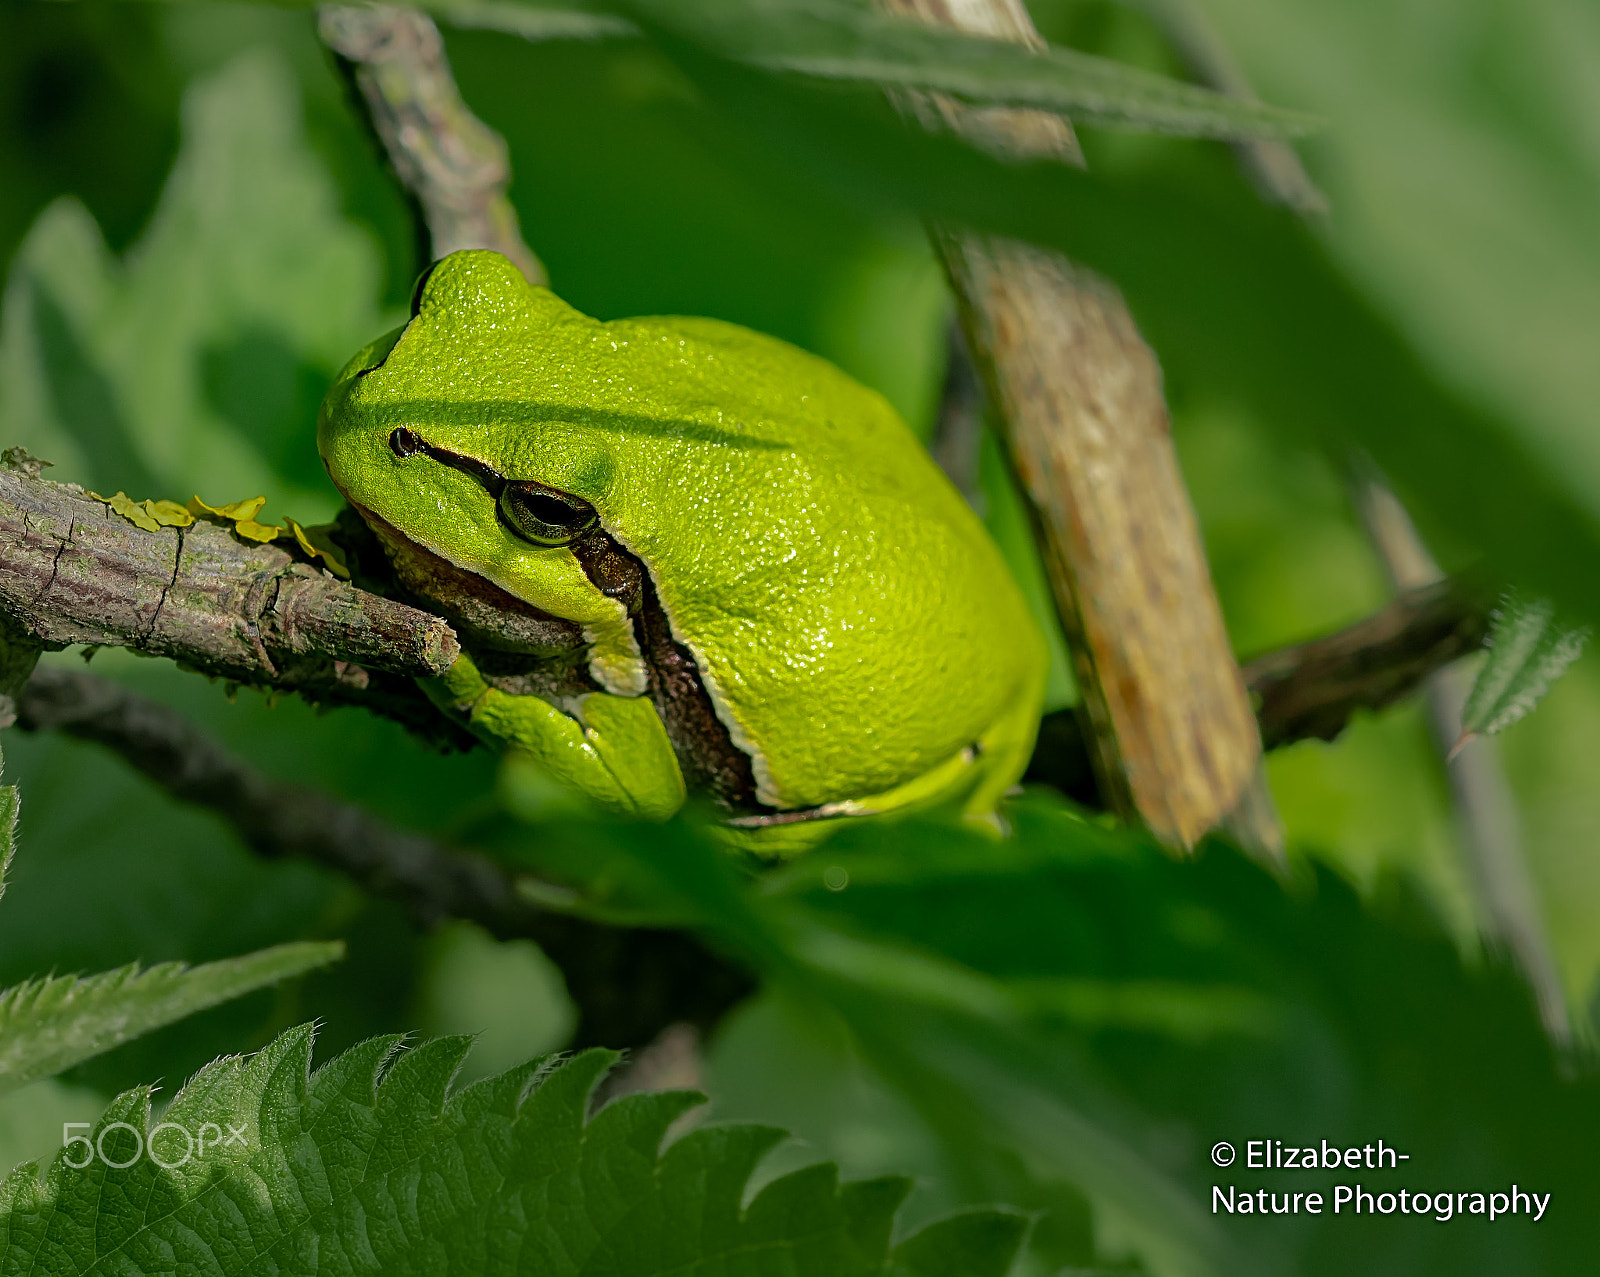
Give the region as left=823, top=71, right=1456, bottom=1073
left=0, top=1030, right=1028, bottom=1277
left=506, top=795, right=1600, bottom=1277
left=0, top=1, right=1598, bottom=1273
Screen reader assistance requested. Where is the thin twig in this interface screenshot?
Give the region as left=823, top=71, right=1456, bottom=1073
left=13, top=663, right=752, bottom=1051
left=319, top=4, right=546, bottom=287
left=1244, top=577, right=1489, bottom=749
left=1135, top=0, right=1327, bottom=217
left=1354, top=478, right=1571, bottom=1044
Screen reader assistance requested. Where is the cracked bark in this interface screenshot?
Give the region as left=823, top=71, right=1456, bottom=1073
left=0, top=463, right=469, bottom=747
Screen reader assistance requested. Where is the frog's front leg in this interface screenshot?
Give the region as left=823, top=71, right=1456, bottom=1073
left=424, top=651, right=686, bottom=821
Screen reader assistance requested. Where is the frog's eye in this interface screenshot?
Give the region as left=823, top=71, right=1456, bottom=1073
left=389, top=428, right=424, bottom=458
left=497, top=481, right=598, bottom=548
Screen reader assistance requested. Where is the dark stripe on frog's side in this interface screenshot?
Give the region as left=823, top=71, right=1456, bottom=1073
left=571, top=529, right=763, bottom=814
left=567, top=531, right=643, bottom=612
left=351, top=433, right=762, bottom=811
left=360, top=497, right=760, bottom=809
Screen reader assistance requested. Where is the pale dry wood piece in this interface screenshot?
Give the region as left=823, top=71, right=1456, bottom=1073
left=880, top=0, right=1266, bottom=850
left=318, top=4, right=547, bottom=287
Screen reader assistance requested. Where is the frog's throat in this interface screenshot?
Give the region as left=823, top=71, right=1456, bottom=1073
left=349, top=498, right=776, bottom=813
left=352, top=505, right=587, bottom=657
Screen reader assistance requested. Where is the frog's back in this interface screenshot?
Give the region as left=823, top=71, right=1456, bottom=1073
left=580, top=310, right=1045, bottom=811
left=361, top=251, right=1045, bottom=813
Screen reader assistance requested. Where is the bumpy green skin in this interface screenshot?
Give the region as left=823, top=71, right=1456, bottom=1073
left=319, top=251, right=1045, bottom=848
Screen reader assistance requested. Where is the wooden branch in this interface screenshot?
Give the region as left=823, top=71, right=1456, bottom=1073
left=1245, top=577, right=1489, bottom=749
left=13, top=663, right=752, bottom=1051
left=0, top=463, right=470, bottom=746
left=318, top=3, right=547, bottom=287
left=878, top=0, right=1268, bottom=852
left=0, top=449, right=1484, bottom=814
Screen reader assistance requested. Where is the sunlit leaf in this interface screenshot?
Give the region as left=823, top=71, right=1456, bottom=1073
left=144, top=498, right=194, bottom=527
left=624, top=0, right=1318, bottom=140
left=0, top=1029, right=1025, bottom=1276
left=0, top=942, right=342, bottom=1097
left=1457, top=593, right=1589, bottom=750
left=89, top=491, right=196, bottom=532
left=190, top=493, right=283, bottom=542
left=189, top=493, right=267, bottom=522
left=99, top=491, right=162, bottom=533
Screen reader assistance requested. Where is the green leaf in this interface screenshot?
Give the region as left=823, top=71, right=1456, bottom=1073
left=1458, top=593, right=1589, bottom=748
left=0, top=942, right=342, bottom=1097
left=0, top=1028, right=1024, bottom=1276
left=624, top=0, right=1318, bottom=140
left=0, top=786, right=15, bottom=909
left=516, top=812, right=1248, bottom=1277
left=266, top=0, right=1314, bottom=141
left=518, top=795, right=1600, bottom=1274
left=889, top=1209, right=1028, bottom=1277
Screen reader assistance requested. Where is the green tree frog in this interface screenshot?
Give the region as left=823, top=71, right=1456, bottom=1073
left=319, top=250, right=1045, bottom=854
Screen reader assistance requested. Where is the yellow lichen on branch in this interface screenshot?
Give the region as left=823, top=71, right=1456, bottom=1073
left=89, top=491, right=195, bottom=533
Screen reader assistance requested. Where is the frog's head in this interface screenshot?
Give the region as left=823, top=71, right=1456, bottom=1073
left=318, top=250, right=647, bottom=690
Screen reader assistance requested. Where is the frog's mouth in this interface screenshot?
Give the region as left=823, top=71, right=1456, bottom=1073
left=347, top=499, right=588, bottom=658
